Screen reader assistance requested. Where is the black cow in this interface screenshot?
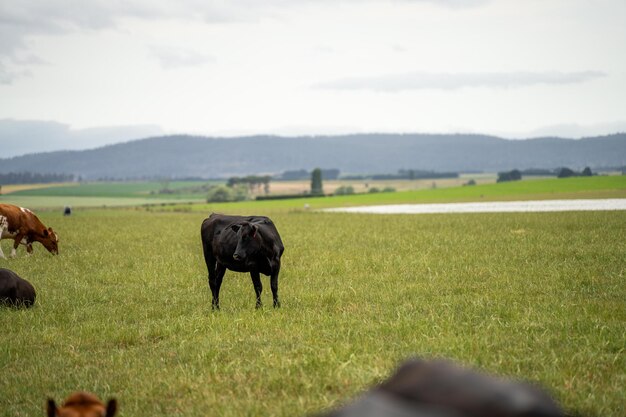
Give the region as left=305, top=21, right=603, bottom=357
left=201, top=213, right=284, bottom=309
left=318, top=358, right=564, bottom=417
left=0, top=268, right=36, bottom=307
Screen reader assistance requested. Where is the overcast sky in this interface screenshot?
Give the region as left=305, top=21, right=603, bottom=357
left=1, top=0, right=625, bottom=151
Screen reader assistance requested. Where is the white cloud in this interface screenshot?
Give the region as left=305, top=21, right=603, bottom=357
left=0, top=62, right=31, bottom=84
left=149, top=45, right=215, bottom=69
left=315, top=71, right=607, bottom=92
left=0, top=0, right=624, bottom=141
left=0, top=0, right=491, bottom=57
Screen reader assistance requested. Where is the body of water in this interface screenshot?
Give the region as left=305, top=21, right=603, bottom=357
left=324, top=199, right=626, bottom=214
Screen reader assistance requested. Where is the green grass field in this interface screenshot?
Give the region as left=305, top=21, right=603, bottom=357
left=0, top=181, right=216, bottom=209
left=1, top=201, right=624, bottom=416
left=160, top=175, right=626, bottom=215
left=4, top=181, right=213, bottom=198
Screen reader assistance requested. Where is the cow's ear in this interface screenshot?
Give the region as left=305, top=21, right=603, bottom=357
left=251, top=224, right=258, bottom=238
left=43, top=229, right=49, bottom=237
left=106, top=398, right=118, bottom=417
left=46, top=399, right=57, bottom=417
left=230, top=224, right=241, bottom=232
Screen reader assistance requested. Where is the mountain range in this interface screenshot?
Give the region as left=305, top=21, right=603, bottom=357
left=1, top=133, right=624, bottom=179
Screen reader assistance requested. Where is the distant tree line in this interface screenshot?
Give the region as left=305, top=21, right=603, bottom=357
left=227, top=175, right=271, bottom=194
left=518, top=167, right=594, bottom=177
left=279, top=169, right=340, bottom=181
left=205, top=175, right=273, bottom=203
left=342, top=170, right=459, bottom=181
left=557, top=166, right=593, bottom=178
left=0, top=171, right=76, bottom=185
left=498, top=166, right=594, bottom=182
left=497, top=169, right=522, bottom=183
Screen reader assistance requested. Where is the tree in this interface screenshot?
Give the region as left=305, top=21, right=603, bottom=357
left=581, top=167, right=593, bottom=176
left=311, top=168, right=323, bottom=195
left=497, top=169, right=522, bottom=182
left=206, top=185, right=248, bottom=202
left=206, top=187, right=231, bottom=202
left=263, top=176, right=270, bottom=194
left=557, top=167, right=576, bottom=178
left=334, top=185, right=354, bottom=195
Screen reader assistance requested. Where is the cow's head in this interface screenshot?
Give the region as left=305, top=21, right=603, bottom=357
left=230, top=222, right=260, bottom=261
left=41, top=227, right=59, bottom=255
left=47, top=392, right=117, bottom=417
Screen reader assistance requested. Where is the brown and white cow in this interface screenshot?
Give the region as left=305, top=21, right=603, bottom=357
left=47, top=392, right=117, bottom=417
left=0, top=203, right=59, bottom=258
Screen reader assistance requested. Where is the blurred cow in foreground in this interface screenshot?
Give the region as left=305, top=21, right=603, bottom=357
left=318, top=358, right=564, bottom=417
left=47, top=392, right=117, bottom=417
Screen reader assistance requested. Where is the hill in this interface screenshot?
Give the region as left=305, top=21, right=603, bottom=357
left=1, top=133, right=625, bottom=179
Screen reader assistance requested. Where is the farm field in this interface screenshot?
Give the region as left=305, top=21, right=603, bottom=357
left=0, top=183, right=77, bottom=194
left=1, top=175, right=624, bottom=211
left=268, top=174, right=498, bottom=195
left=0, top=181, right=212, bottom=209
left=2, top=181, right=215, bottom=198
left=166, top=175, right=626, bottom=215
left=1, top=201, right=625, bottom=416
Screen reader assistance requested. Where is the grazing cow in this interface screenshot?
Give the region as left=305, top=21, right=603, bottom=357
left=47, top=392, right=117, bottom=417
left=318, top=358, right=563, bottom=417
left=0, top=268, right=36, bottom=307
left=201, top=213, right=284, bottom=309
left=0, top=203, right=59, bottom=258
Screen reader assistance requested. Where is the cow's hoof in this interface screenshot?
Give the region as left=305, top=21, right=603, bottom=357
left=273, top=300, right=281, bottom=308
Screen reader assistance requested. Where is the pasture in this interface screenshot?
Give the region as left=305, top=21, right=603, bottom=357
left=167, top=175, right=626, bottom=214
left=2, top=175, right=625, bottom=211
left=1, top=199, right=624, bottom=417
left=0, top=181, right=211, bottom=209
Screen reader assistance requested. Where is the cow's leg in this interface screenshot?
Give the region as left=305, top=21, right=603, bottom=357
left=26, top=242, right=33, bottom=255
left=203, top=242, right=220, bottom=309
left=250, top=271, right=263, bottom=309
left=210, top=264, right=226, bottom=310
left=205, top=255, right=214, bottom=289
left=0, top=216, right=6, bottom=259
left=11, top=232, right=25, bottom=258
left=270, top=263, right=281, bottom=308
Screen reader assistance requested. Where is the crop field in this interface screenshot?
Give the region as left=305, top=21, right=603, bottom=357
left=0, top=181, right=214, bottom=209
left=268, top=175, right=498, bottom=195
left=1, top=191, right=625, bottom=416
left=3, top=181, right=214, bottom=199
left=2, top=175, right=624, bottom=211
